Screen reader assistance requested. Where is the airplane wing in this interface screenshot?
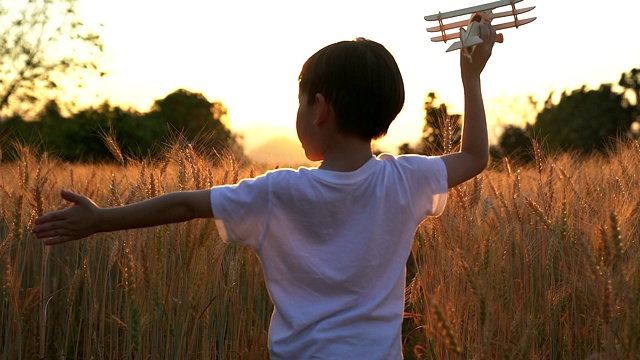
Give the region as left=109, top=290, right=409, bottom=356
left=430, top=16, right=536, bottom=43
left=424, top=0, right=524, bottom=21
left=426, top=6, right=536, bottom=33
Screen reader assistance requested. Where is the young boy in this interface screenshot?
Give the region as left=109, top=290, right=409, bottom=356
left=34, top=23, right=496, bottom=359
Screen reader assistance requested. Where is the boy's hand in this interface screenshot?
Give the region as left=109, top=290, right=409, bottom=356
left=441, top=21, right=496, bottom=188
left=461, top=22, right=496, bottom=80
left=33, top=190, right=101, bottom=245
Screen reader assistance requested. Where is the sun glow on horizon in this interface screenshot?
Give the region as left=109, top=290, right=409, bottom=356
left=73, top=0, right=640, bottom=154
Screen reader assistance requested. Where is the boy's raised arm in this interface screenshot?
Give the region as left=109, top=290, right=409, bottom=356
left=440, top=22, right=496, bottom=188
left=33, top=189, right=213, bottom=245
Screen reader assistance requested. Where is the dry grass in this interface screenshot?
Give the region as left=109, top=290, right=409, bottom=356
left=0, top=143, right=271, bottom=359
left=406, top=139, right=640, bottom=359
left=1, top=139, right=639, bottom=359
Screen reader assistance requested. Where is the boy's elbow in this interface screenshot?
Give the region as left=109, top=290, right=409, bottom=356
left=467, top=149, right=490, bottom=179
left=472, top=152, right=490, bottom=175
left=442, top=150, right=489, bottom=188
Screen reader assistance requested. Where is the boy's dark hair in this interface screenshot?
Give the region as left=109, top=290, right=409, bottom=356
left=298, top=38, right=405, bottom=140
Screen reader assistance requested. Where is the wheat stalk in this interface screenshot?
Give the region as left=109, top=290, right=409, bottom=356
left=102, top=131, right=125, bottom=166
left=427, top=297, right=462, bottom=353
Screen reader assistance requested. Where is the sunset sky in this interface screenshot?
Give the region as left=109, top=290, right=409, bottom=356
left=76, top=0, right=640, bottom=154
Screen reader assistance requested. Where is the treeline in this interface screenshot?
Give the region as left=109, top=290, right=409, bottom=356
left=402, top=68, right=640, bottom=163
left=2, top=69, right=638, bottom=165
left=0, top=89, right=242, bottom=163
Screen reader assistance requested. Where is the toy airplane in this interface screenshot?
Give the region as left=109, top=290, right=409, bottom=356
left=424, top=0, right=536, bottom=60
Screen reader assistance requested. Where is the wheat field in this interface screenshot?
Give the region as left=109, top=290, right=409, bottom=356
left=1, top=139, right=639, bottom=359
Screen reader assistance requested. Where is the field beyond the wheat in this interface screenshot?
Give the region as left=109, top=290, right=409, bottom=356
left=1, top=141, right=639, bottom=359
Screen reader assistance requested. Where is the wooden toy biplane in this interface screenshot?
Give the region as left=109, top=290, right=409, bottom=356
left=424, top=0, right=536, bottom=60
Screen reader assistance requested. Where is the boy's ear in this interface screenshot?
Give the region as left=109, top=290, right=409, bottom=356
left=314, top=93, right=331, bottom=126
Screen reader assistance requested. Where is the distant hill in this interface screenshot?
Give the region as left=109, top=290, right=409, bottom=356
left=247, top=136, right=314, bottom=167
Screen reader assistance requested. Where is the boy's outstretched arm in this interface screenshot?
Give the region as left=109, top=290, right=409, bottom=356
left=441, top=22, right=496, bottom=188
left=33, top=189, right=213, bottom=245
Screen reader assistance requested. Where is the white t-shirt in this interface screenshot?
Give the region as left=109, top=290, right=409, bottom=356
left=210, top=154, right=448, bottom=359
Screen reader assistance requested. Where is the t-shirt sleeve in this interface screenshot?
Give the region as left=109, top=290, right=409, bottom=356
left=399, top=155, right=448, bottom=218
left=210, top=174, right=270, bottom=249
left=425, top=156, right=448, bottom=216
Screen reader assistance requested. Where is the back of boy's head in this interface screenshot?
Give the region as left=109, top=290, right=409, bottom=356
left=298, top=38, right=405, bottom=141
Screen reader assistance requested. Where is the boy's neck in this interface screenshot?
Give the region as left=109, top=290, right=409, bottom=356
left=318, top=137, right=373, bottom=172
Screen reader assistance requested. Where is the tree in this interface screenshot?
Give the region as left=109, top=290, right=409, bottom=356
left=399, top=92, right=462, bottom=155
left=147, top=89, right=242, bottom=157
left=39, top=100, right=166, bottom=161
left=421, top=92, right=461, bottom=154
left=619, top=68, right=640, bottom=111
left=0, top=0, right=104, bottom=116
left=397, top=142, right=416, bottom=155
left=532, top=84, right=634, bottom=154
left=619, top=68, right=640, bottom=136
left=491, top=124, right=535, bottom=164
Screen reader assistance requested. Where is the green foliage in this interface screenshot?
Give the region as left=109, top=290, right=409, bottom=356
left=0, top=90, right=243, bottom=163
left=30, top=100, right=152, bottom=162
left=399, top=92, right=461, bottom=155
left=619, top=68, right=640, bottom=112
left=422, top=92, right=461, bottom=155
left=0, top=0, right=104, bottom=117
left=495, top=68, right=639, bottom=160
left=533, top=84, right=634, bottom=154
left=491, top=124, right=535, bottom=164
left=147, top=89, right=238, bottom=157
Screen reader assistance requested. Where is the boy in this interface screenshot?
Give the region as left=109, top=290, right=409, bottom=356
left=34, top=23, right=497, bottom=359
